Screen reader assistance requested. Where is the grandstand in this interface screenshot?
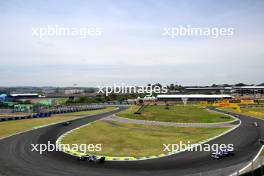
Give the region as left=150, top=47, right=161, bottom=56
left=157, top=94, right=233, bottom=102
left=233, top=86, right=264, bottom=95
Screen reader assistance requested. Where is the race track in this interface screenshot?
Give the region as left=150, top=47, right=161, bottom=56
left=0, top=106, right=263, bottom=176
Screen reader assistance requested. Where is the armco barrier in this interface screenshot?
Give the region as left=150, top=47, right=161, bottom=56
left=0, top=105, right=105, bottom=123
left=0, top=118, right=5, bottom=122
left=7, top=117, right=14, bottom=121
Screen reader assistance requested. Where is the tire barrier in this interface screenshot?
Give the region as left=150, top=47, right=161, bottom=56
left=0, top=105, right=105, bottom=123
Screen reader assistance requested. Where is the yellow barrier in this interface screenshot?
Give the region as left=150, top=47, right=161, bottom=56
left=213, top=103, right=241, bottom=112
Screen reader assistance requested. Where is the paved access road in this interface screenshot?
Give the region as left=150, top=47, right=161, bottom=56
left=0, top=106, right=263, bottom=176
left=103, top=114, right=237, bottom=127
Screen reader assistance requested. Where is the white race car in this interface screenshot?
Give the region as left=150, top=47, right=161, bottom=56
left=211, top=147, right=235, bottom=159
left=221, top=148, right=235, bottom=156
left=78, top=155, right=105, bottom=163
left=210, top=151, right=223, bottom=159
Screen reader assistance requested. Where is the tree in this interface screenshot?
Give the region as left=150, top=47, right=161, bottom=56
left=169, top=84, right=175, bottom=90
left=211, top=84, right=218, bottom=87
left=235, top=83, right=248, bottom=86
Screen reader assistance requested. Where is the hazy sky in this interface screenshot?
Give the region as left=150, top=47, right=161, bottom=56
left=0, top=0, right=264, bottom=86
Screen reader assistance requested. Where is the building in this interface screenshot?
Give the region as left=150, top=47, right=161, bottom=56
left=157, top=94, right=233, bottom=103
left=10, top=93, right=43, bottom=99
left=0, top=94, right=8, bottom=102
left=64, top=89, right=84, bottom=95
left=185, top=87, right=232, bottom=94
left=184, top=86, right=264, bottom=96
left=233, top=86, right=264, bottom=96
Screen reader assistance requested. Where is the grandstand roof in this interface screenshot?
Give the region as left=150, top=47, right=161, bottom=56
left=235, top=86, right=264, bottom=89
left=185, top=87, right=232, bottom=90
left=157, top=94, right=233, bottom=99
left=10, top=93, right=40, bottom=97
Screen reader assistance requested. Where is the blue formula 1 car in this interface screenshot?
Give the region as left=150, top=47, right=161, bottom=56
left=211, top=147, right=234, bottom=159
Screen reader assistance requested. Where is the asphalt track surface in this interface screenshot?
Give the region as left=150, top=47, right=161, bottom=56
left=0, top=106, right=263, bottom=176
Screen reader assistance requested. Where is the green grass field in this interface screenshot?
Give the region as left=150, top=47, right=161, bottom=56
left=0, top=107, right=116, bottom=138
left=61, top=120, right=230, bottom=157
left=219, top=106, right=264, bottom=119
left=116, top=105, right=233, bottom=123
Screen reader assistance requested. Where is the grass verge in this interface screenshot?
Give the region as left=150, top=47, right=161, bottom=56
left=0, top=107, right=116, bottom=138
left=61, top=120, right=230, bottom=157
left=116, top=105, right=233, bottom=123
